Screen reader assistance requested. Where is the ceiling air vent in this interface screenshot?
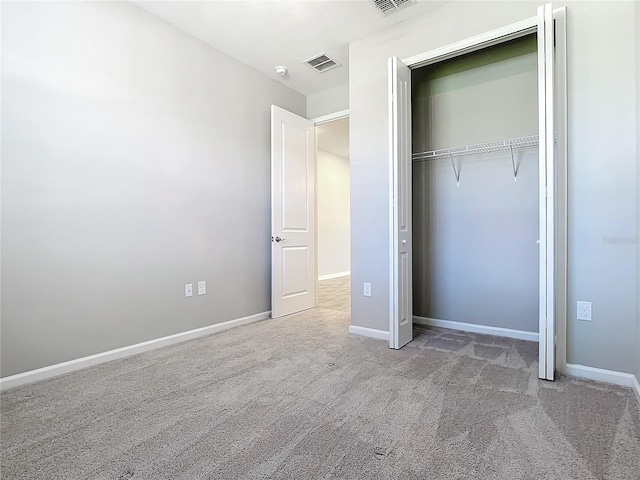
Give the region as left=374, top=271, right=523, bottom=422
left=372, top=0, right=416, bottom=16
left=304, top=53, right=341, bottom=73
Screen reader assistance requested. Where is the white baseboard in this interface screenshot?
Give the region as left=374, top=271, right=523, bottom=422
left=0, top=311, right=271, bottom=392
left=348, top=325, right=389, bottom=341
left=318, top=271, right=350, bottom=281
left=565, top=363, right=640, bottom=401
left=413, top=316, right=539, bottom=342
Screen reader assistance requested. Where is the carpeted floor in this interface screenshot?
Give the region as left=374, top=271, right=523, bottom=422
left=1, top=287, right=639, bottom=479
left=317, top=275, right=350, bottom=313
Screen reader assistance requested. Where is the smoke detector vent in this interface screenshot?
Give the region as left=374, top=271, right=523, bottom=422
left=304, top=53, right=341, bottom=73
left=372, top=0, right=416, bottom=16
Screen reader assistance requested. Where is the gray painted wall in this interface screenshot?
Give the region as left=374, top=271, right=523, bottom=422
left=317, top=150, right=350, bottom=278
left=1, top=1, right=305, bottom=377
left=350, top=1, right=639, bottom=375
left=307, top=85, right=349, bottom=119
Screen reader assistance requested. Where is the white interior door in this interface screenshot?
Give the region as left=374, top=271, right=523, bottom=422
left=537, top=3, right=556, bottom=380
left=388, top=57, right=413, bottom=349
left=271, top=105, right=316, bottom=319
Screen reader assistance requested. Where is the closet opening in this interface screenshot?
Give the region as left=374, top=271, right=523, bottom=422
left=411, top=34, right=540, bottom=345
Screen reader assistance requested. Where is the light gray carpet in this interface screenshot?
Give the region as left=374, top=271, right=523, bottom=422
left=1, top=306, right=639, bottom=479
left=317, top=276, right=350, bottom=313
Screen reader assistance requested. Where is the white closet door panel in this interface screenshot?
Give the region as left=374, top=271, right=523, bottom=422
left=389, top=56, right=413, bottom=349
left=537, top=3, right=556, bottom=380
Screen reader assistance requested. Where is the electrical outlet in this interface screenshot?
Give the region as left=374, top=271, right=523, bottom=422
left=185, top=284, right=193, bottom=298
left=198, top=281, right=206, bottom=296
left=363, top=283, right=371, bottom=297
left=577, top=301, right=592, bottom=321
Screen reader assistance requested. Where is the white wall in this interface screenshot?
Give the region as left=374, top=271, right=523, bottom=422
left=307, top=84, right=349, bottom=119
left=349, top=1, right=639, bottom=376
left=0, top=1, right=306, bottom=377
left=317, top=150, right=350, bottom=278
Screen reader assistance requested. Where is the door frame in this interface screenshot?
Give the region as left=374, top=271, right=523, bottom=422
left=391, top=7, right=567, bottom=379
left=311, top=109, right=349, bottom=126
left=309, top=109, right=350, bottom=306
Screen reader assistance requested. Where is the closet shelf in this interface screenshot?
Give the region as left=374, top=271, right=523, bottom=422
left=411, top=135, right=539, bottom=162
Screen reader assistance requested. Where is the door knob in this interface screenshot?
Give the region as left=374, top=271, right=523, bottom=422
left=275, top=236, right=286, bottom=242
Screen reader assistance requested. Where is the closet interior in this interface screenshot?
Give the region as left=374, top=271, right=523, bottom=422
left=411, top=34, right=540, bottom=338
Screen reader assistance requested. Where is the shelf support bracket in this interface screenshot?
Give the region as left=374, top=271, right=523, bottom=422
left=450, top=154, right=460, bottom=186
left=509, top=143, right=518, bottom=182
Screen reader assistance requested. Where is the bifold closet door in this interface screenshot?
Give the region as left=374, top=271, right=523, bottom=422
left=537, top=3, right=556, bottom=381
left=388, top=56, right=413, bottom=349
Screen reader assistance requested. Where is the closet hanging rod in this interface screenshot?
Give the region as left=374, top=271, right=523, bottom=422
left=412, top=135, right=539, bottom=162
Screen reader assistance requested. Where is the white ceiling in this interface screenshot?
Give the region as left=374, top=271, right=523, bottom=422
left=132, top=0, right=447, bottom=96
left=317, top=117, right=349, bottom=159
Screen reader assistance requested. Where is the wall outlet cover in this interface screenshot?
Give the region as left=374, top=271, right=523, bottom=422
left=198, top=281, right=206, bottom=296
left=577, top=301, right=592, bottom=321
left=185, top=284, right=193, bottom=298
left=363, top=283, right=371, bottom=297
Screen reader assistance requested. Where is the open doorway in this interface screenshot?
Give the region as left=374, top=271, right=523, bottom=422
left=315, top=117, right=350, bottom=313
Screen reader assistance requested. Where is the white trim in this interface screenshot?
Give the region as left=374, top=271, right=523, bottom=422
left=543, top=2, right=556, bottom=381
left=388, top=56, right=397, bottom=348
left=0, top=311, right=271, bottom=391
left=537, top=3, right=549, bottom=380
left=553, top=5, right=568, bottom=377
left=565, top=364, right=640, bottom=402
left=318, top=271, right=350, bottom=281
left=414, top=316, right=539, bottom=343
left=348, top=325, right=389, bottom=341
left=310, top=109, right=349, bottom=125
left=403, top=16, right=537, bottom=68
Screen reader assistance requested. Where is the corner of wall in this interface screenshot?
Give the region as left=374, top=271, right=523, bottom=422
left=307, top=84, right=349, bottom=119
